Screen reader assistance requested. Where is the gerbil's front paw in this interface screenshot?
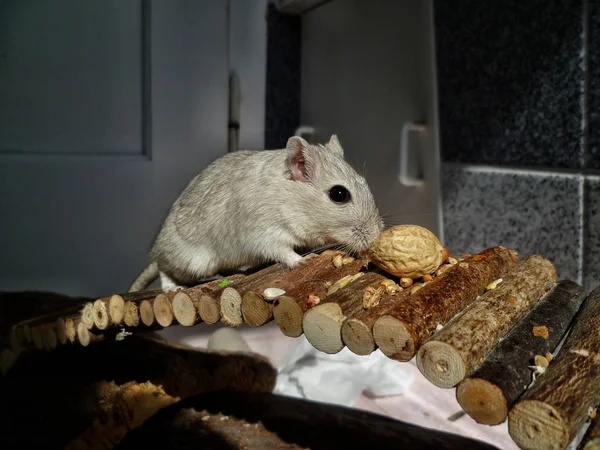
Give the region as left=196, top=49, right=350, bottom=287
left=163, top=285, right=185, bottom=293
left=294, top=253, right=321, bottom=267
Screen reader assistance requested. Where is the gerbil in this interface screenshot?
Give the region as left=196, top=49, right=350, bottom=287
left=129, top=135, right=384, bottom=293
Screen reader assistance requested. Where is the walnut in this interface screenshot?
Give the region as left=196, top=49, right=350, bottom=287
left=367, top=225, right=445, bottom=278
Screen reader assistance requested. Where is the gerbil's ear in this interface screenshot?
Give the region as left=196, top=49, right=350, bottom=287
left=327, top=134, right=344, bottom=157
left=286, top=136, right=318, bottom=182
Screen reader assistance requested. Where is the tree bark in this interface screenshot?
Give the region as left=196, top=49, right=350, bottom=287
left=201, top=263, right=291, bottom=327
left=272, top=259, right=367, bottom=337
left=172, top=275, right=246, bottom=326
left=508, top=285, right=600, bottom=450
left=417, top=255, right=556, bottom=389
left=371, top=246, right=519, bottom=362
left=455, top=280, right=585, bottom=425
left=1, top=333, right=278, bottom=449
left=302, top=272, right=389, bottom=354
left=116, top=390, right=501, bottom=450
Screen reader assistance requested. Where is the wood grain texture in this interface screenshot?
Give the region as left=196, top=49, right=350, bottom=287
left=303, top=272, right=388, bottom=354
left=508, top=286, right=600, bottom=450
left=456, top=280, right=585, bottom=425
left=417, top=255, right=556, bottom=388
left=372, top=246, right=519, bottom=361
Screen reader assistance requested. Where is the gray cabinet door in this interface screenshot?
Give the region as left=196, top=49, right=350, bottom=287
left=299, top=0, right=443, bottom=240
left=0, top=0, right=230, bottom=297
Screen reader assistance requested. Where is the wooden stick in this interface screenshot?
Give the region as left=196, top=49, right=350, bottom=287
left=455, top=280, right=585, bottom=425
left=240, top=254, right=338, bottom=327
left=116, top=390, right=501, bottom=450
left=417, top=255, right=556, bottom=389
left=80, top=302, right=95, bottom=330
left=172, top=275, right=245, bottom=326
left=123, top=301, right=140, bottom=327
left=371, top=246, right=519, bottom=362
left=272, top=259, right=367, bottom=337
left=579, top=414, right=600, bottom=450
left=341, top=289, right=412, bottom=356
left=153, top=293, right=176, bottom=327
left=302, top=272, right=388, bottom=354
left=508, top=285, right=600, bottom=450
left=77, top=323, right=104, bottom=347
left=139, top=299, right=155, bottom=326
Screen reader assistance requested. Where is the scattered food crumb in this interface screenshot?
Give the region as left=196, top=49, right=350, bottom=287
left=533, top=325, right=549, bottom=339
left=115, top=328, right=133, bottom=341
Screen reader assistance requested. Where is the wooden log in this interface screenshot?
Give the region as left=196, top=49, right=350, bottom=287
left=302, top=272, right=388, bottom=354
left=240, top=254, right=339, bottom=327
left=80, top=302, right=96, bottom=330
left=272, top=259, right=368, bottom=337
left=195, top=266, right=289, bottom=326
left=455, top=280, right=585, bottom=425
left=153, top=292, right=176, bottom=327
left=342, top=248, right=513, bottom=357
left=508, top=285, right=600, bottom=450
left=371, top=246, right=519, bottom=362
left=579, top=413, right=600, bottom=450
left=172, top=275, right=245, bottom=326
left=123, top=301, right=140, bottom=327
left=1, top=334, right=277, bottom=449
left=341, top=290, right=412, bottom=356
left=416, top=255, right=556, bottom=389
left=117, top=390, right=501, bottom=450
left=139, top=299, right=155, bottom=326
left=77, top=323, right=104, bottom=347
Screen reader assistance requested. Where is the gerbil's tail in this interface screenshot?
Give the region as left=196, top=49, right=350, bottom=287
left=128, top=262, right=159, bottom=292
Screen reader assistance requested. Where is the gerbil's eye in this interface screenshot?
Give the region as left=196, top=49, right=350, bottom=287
left=329, top=185, right=351, bottom=204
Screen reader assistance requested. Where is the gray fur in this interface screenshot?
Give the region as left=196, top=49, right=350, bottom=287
left=129, top=135, right=384, bottom=292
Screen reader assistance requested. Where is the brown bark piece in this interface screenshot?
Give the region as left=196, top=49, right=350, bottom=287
left=1, top=333, right=277, bottom=449
left=417, top=255, right=556, bottom=389
left=456, top=280, right=585, bottom=426
left=302, top=272, right=388, bottom=354
left=272, top=259, right=367, bottom=337
left=508, top=285, right=600, bottom=450
left=212, top=264, right=291, bottom=326
left=371, top=246, right=519, bottom=362
left=117, top=390, right=501, bottom=450
left=172, top=275, right=245, bottom=326
left=341, top=289, right=412, bottom=356
left=240, top=254, right=343, bottom=327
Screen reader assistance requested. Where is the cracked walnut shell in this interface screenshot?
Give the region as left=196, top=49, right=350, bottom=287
left=367, top=225, right=445, bottom=278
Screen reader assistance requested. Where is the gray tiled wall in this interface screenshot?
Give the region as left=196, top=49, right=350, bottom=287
left=434, top=0, right=599, bottom=292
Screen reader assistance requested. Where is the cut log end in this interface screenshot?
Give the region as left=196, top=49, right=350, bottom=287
left=81, top=302, right=95, bottom=330
left=342, top=318, right=376, bottom=356
left=93, top=299, right=110, bottom=330
left=303, top=303, right=345, bottom=354
left=65, top=319, right=77, bottom=343
left=198, top=294, right=220, bottom=324
left=56, top=318, right=68, bottom=345
left=372, top=315, right=414, bottom=361
left=508, top=400, right=569, bottom=450
left=45, top=327, right=58, bottom=349
left=123, top=302, right=140, bottom=327
left=172, top=293, right=198, bottom=327
left=219, top=287, right=243, bottom=327
left=31, top=326, right=44, bottom=350
left=456, top=378, right=508, bottom=426
left=241, top=291, right=272, bottom=327
left=139, top=300, right=155, bottom=326
left=109, top=294, right=125, bottom=325
left=273, top=296, right=304, bottom=337
left=153, top=294, right=175, bottom=327
left=417, top=340, right=467, bottom=389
